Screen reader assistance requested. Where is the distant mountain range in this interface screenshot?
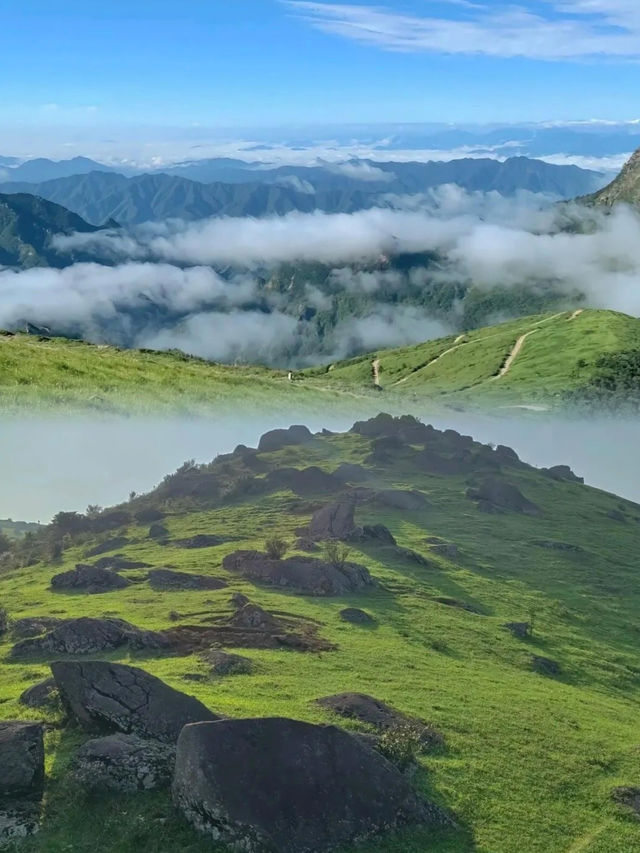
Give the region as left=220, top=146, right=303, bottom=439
left=0, top=157, right=604, bottom=225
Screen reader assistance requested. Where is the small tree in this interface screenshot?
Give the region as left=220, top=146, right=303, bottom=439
left=264, top=536, right=288, bottom=560
left=323, top=540, right=351, bottom=569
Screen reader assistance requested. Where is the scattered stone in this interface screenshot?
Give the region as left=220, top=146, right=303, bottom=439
left=0, top=722, right=44, bottom=798
left=174, top=534, right=231, bottom=549
left=542, top=465, right=584, bottom=484
left=50, top=660, right=220, bottom=743
left=612, top=786, right=640, bottom=819
left=149, top=522, right=170, bottom=540
left=84, top=536, right=129, bottom=558
left=467, top=477, right=541, bottom=516
left=11, top=617, right=169, bottom=658
left=19, top=678, right=58, bottom=709
left=395, top=547, right=431, bottom=567
left=51, top=563, right=131, bottom=594
left=71, top=733, right=175, bottom=792
left=504, top=622, right=530, bottom=640
left=258, top=424, right=313, bottom=452
left=91, top=556, right=152, bottom=571
left=532, top=656, right=561, bottom=677
left=374, top=489, right=429, bottom=511
left=308, top=498, right=357, bottom=541
left=266, top=467, right=341, bottom=496
left=222, top=550, right=373, bottom=596
left=339, top=608, right=376, bottom=626
left=202, top=650, right=254, bottom=676
left=230, top=604, right=279, bottom=631
left=147, top=568, right=227, bottom=591
left=229, top=592, right=250, bottom=609
left=360, top=524, right=396, bottom=545
left=173, top=717, right=446, bottom=853
left=11, top=617, right=62, bottom=639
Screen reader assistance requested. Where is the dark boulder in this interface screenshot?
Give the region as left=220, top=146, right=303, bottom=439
left=542, top=465, right=584, bottom=484
left=494, top=445, right=520, bottom=464
left=149, top=522, right=170, bottom=540
left=266, top=467, right=341, bottom=496
left=532, top=656, right=561, bottom=677
left=0, top=722, right=44, bottom=798
left=612, top=786, right=640, bottom=818
left=92, top=555, right=151, bottom=571
left=173, top=717, right=446, bottom=852
left=258, top=425, right=313, bottom=452
left=51, top=564, right=131, bottom=594
left=222, top=550, right=373, bottom=596
left=19, top=677, right=58, bottom=709
left=425, top=538, right=460, bottom=560
left=71, top=733, right=175, bottom=792
left=332, top=463, right=371, bottom=484
left=229, top=592, right=250, bottom=609
left=308, top=498, right=357, bottom=541
left=50, top=660, right=220, bottom=742
left=467, top=477, right=541, bottom=516
left=85, top=536, right=129, bottom=558
left=504, top=622, right=530, bottom=640
left=11, top=617, right=62, bottom=639
left=434, top=597, right=480, bottom=614
left=315, top=693, right=444, bottom=752
left=147, top=568, right=227, bottom=591
left=339, top=608, right=376, bottom=626
left=230, top=604, right=279, bottom=631
left=202, top=650, right=254, bottom=676
left=294, top=537, right=320, bottom=552
left=0, top=799, right=42, bottom=846
left=374, top=489, right=429, bottom=511
left=11, top=617, right=169, bottom=658
left=360, top=524, right=396, bottom=545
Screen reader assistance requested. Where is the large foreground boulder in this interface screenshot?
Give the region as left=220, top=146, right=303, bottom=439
left=50, top=563, right=131, bottom=594
left=147, top=568, right=227, bottom=591
left=222, top=550, right=373, bottom=596
left=51, top=660, right=220, bottom=743
left=71, top=733, right=175, bottom=792
left=173, top=718, right=447, bottom=853
left=0, top=722, right=44, bottom=798
left=11, top=617, right=169, bottom=657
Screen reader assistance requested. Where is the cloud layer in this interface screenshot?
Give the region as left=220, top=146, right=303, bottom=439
left=286, top=1, right=640, bottom=60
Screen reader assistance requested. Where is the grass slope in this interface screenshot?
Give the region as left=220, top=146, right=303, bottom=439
left=1, top=417, right=640, bottom=852
left=0, top=309, right=639, bottom=415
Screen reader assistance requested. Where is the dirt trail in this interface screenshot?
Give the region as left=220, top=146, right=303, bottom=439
left=371, top=358, right=381, bottom=387
left=568, top=309, right=584, bottom=320
left=493, top=328, right=540, bottom=380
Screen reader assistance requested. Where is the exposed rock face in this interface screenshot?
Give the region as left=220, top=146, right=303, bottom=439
left=85, top=536, right=129, bottom=557
left=202, top=650, right=254, bottom=676
left=308, top=498, right=357, bottom=541
left=19, top=678, right=58, bottom=709
left=11, top=617, right=62, bottom=639
left=11, top=617, right=169, bottom=658
left=50, top=563, right=131, bottom=594
left=314, top=693, right=443, bottom=750
left=50, top=660, right=220, bottom=743
left=504, top=622, right=530, bottom=640
left=222, top=550, right=373, bottom=596
left=0, top=722, right=44, bottom=798
left=266, top=467, right=341, bottom=496
left=0, top=799, right=42, bottom=846
left=542, top=465, right=584, bottom=484
left=147, top=568, right=227, bottom=591
left=71, top=734, right=175, bottom=792
left=229, top=592, right=250, bottom=609
left=258, top=425, right=313, bottom=452
left=173, top=718, right=445, bottom=853
left=467, top=477, right=541, bottom=516
left=339, top=608, right=376, bottom=626
left=332, top=463, right=370, bottom=484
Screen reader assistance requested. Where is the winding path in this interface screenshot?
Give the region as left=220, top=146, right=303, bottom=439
left=493, top=328, right=540, bottom=380
left=372, top=358, right=381, bottom=387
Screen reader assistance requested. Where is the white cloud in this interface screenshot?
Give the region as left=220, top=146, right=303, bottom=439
left=284, top=0, right=640, bottom=60
left=326, top=160, right=396, bottom=182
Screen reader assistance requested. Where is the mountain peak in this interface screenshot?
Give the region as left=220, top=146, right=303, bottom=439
left=586, top=147, right=640, bottom=206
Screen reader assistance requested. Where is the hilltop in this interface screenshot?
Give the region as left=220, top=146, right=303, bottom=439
left=1, top=414, right=639, bottom=852
left=0, top=309, right=639, bottom=414
left=582, top=147, right=640, bottom=207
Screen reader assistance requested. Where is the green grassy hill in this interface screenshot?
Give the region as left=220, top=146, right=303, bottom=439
left=1, top=415, right=640, bottom=852
left=1, top=309, right=639, bottom=415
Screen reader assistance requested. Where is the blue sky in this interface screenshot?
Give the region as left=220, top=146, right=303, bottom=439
left=2, top=0, right=640, bottom=127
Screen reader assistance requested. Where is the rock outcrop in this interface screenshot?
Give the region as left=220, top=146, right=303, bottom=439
left=85, top=536, right=129, bottom=557
left=258, top=425, right=313, bottom=452
left=50, top=563, right=131, bottom=594
left=0, top=722, right=44, bottom=799
left=173, top=717, right=446, bottom=852
left=51, top=660, right=220, bottom=742
left=467, top=477, right=541, bottom=516
left=19, top=677, right=58, bottom=709
left=266, top=467, right=341, bottom=496
left=308, top=498, right=357, bottom=541
left=71, top=733, right=175, bottom=792
left=339, top=608, right=376, bottom=626
left=11, top=617, right=169, bottom=657
left=222, top=550, right=373, bottom=596
left=201, top=650, right=254, bottom=676
left=147, top=568, right=227, bottom=591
